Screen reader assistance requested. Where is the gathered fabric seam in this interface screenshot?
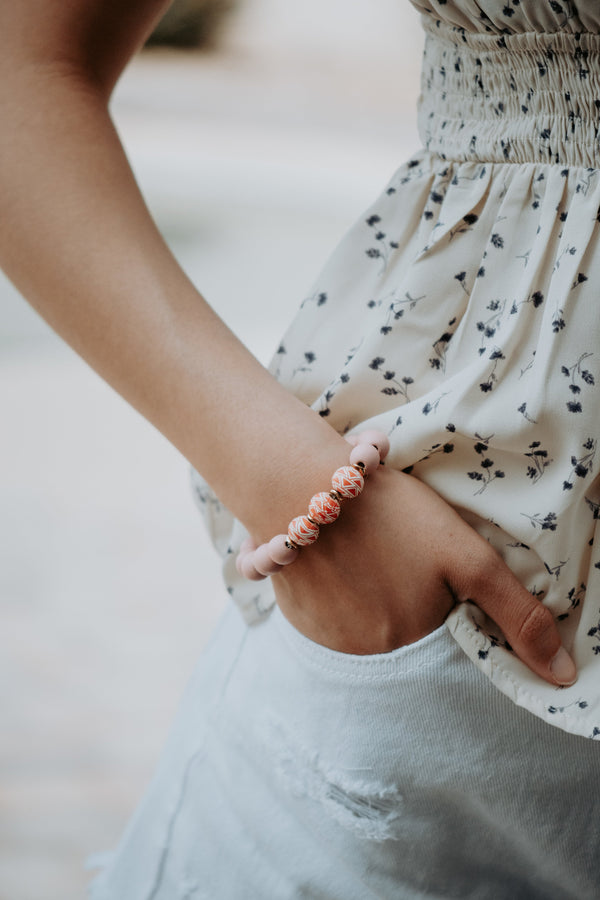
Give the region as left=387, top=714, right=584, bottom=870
left=451, top=618, right=599, bottom=736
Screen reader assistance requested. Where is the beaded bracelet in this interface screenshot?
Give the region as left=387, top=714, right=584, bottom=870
left=235, top=430, right=390, bottom=581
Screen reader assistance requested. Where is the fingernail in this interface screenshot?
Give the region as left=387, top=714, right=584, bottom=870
left=550, top=647, right=577, bottom=686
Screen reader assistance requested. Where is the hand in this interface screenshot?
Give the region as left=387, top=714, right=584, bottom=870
left=272, top=465, right=577, bottom=687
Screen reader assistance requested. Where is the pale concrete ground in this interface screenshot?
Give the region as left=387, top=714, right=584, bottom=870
left=0, top=1, right=423, bottom=897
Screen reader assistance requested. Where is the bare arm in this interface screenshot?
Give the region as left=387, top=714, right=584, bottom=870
left=0, top=0, right=575, bottom=686
left=0, top=0, right=350, bottom=538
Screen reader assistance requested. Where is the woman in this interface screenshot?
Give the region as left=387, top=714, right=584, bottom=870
left=1, top=1, right=599, bottom=897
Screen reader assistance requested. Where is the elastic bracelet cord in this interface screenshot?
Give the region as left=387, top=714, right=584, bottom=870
left=235, top=430, right=390, bottom=581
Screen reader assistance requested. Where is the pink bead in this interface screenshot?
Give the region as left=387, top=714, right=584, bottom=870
left=268, top=534, right=299, bottom=566
left=239, top=554, right=266, bottom=581
left=308, top=491, right=341, bottom=524
left=253, top=543, right=284, bottom=577
left=349, top=442, right=381, bottom=475
left=358, top=429, right=390, bottom=460
left=288, top=515, right=320, bottom=546
left=331, top=465, right=364, bottom=499
left=239, top=536, right=257, bottom=556
left=235, top=552, right=247, bottom=576
left=236, top=536, right=258, bottom=576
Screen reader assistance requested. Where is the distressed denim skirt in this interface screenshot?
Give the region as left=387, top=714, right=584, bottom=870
left=89, top=599, right=600, bottom=899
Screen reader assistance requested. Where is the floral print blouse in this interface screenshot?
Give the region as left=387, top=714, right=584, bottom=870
left=193, top=0, right=600, bottom=740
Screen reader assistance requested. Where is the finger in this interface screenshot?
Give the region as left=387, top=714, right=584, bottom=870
left=452, top=551, right=577, bottom=687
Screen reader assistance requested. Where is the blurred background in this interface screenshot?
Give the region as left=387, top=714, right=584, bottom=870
left=0, top=1, right=423, bottom=896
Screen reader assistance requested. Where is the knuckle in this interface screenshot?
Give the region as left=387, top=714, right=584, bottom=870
left=515, top=603, right=555, bottom=648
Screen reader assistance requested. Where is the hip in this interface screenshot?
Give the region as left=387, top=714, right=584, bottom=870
left=90, top=599, right=600, bottom=899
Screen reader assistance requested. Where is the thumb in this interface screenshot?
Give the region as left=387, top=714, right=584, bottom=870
left=453, top=551, right=577, bottom=687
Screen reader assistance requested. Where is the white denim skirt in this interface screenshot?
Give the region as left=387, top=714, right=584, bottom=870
left=89, top=599, right=600, bottom=899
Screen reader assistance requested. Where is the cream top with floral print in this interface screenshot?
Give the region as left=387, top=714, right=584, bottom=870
left=193, top=0, right=600, bottom=740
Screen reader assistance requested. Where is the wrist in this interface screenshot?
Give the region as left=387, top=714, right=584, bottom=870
left=244, top=422, right=352, bottom=543
left=238, top=429, right=390, bottom=578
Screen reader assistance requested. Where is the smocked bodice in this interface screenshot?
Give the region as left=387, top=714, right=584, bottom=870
left=412, top=0, right=600, bottom=166
left=410, top=0, right=600, bottom=35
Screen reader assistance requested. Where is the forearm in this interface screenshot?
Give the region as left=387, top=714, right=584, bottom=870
left=0, top=63, right=347, bottom=537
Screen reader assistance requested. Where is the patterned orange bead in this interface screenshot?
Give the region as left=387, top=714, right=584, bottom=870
left=288, top=515, right=320, bottom=546
left=331, top=465, right=364, bottom=499
left=308, top=492, right=341, bottom=525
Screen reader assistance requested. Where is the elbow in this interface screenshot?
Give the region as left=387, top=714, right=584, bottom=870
left=0, top=0, right=172, bottom=102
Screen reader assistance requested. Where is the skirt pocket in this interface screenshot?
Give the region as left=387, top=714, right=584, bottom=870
left=270, top=601, right=450, bottom=682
